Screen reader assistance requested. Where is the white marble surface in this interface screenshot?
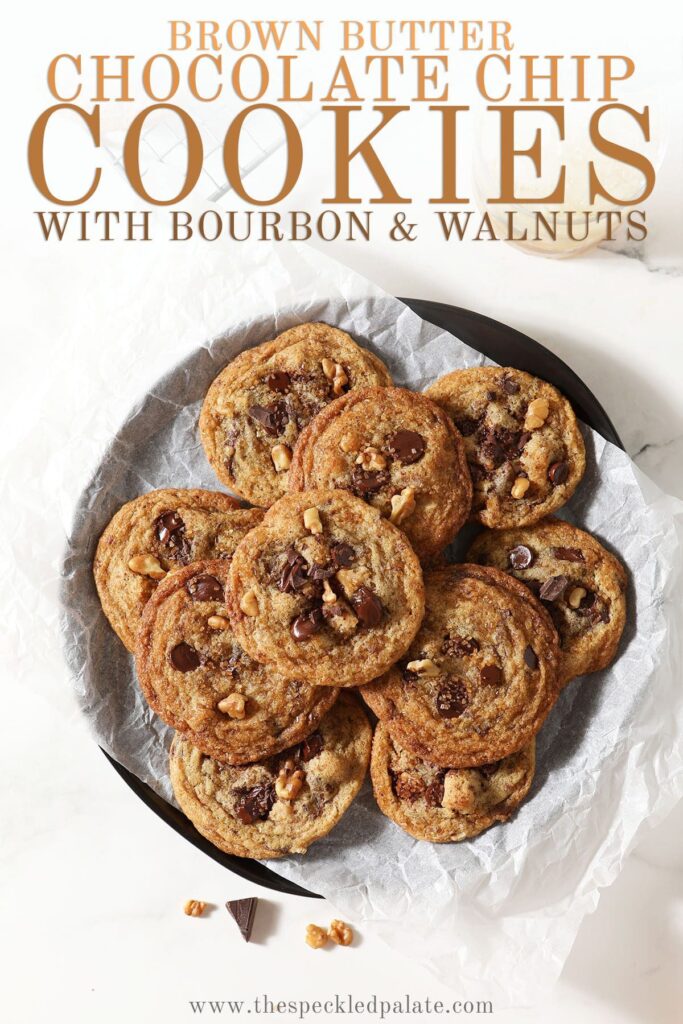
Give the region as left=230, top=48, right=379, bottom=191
left=4, top=2, right=683, bottom=1020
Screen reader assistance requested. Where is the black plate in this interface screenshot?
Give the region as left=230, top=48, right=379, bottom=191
left=102, top=299, right=623, bottom=900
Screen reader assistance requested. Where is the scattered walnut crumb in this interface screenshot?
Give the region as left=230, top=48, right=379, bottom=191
left=184, top=899, right=206, bottom=917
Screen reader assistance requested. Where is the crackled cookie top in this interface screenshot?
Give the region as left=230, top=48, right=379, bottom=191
left=426, top=366, right=585, bottom=528
left=199, top=323, right=392, bottom=508
left=467, top=517, right=627, bottom=685
left=288, top=387, right=472, bottom=562
left=227, top=489, right=425, bottom=688
left=170, top=694, right=372, bottom=859
left=135, top=560, right=339, bottom=763
left=361, top=564, right=560, bottom=767
left=371, top=723, right=535, bottom=843
left=94, top=488, right=263, bottom=652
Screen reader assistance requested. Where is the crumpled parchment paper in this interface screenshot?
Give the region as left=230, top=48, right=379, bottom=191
left=60, top=243, right=683, bottom=1006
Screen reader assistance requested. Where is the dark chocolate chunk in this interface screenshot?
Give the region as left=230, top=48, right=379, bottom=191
left=351, top=585, right=383, bottom=626
left=424, top=777, right=446, bottom=807
left=524, top=645, right=538, bottom=670
left=552, top=546, right=585, bottom=562
left=290, top=606, right=324, bottom=640
left=501, top=375, right=520, bottom=395
left=247, top=402, right=288, bottom=436
left=300, top=732, right=324, bottom=762
left=454, top=416, right=479, bottom=437
left=548, top=460, right=569, bottom=485
left=169, top=642, right=200, bottom=672
left=226, top=897, right=258, bottom=942
left=330, top=541, right=355, bottom=568
left=538, top=574, right=569, bottom=601
left=278, top=549, right=308, bottom=593
left=386, top=429, right=426, bottom=465
left=265, top=371, right=291, bottom=393
left=393, top=773, right=425, bottom=802
left=478, top=761, right=501, bottom=779
left=436, top=680, right=469, bottom=718
left=509, top=544, right=534, bottom=570
left=155, top=511, right=190, bottom=562
left=186, top=574, right=224, bottom=602
left=350, top=466, right=389, bottom=497
left=234, top=784, right=276, bottom=825
left=480, top=665, right=503, bottom=685
left=442, top=634, right=480, bottom=657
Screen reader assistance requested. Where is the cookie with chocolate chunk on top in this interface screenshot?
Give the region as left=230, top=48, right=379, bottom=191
left=199, top=323, right=392, bottom=509
left=93, top=488, right=263, bottom=652
left=426, top=366, right=585, bottom=529
left=361, top=564, right=559, bottom=768
left=227, top=489, right=425, bottom=688
left=371, top=723, right=535, bottom=842
left=467, top=517, right=627, bottom=685
left=170, top=694, right=371, bottom=858
left=288, top=386, right=472, bottom=562
left=135, top=560, right=338, bottom=763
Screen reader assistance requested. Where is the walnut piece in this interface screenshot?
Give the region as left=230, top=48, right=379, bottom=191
left=390, top=486, right=417, bottom=525
left=217, top=693, right=247, bottom=719
left=511, top=476, right=530, bottom=499
left=239, top=590, right=258, bottom=616
left=303, top=506, right=323, bottom=535
left=275, top=767, right=304, bottom=800
left=184, top=899, right=207, bottom=917
left=271, top=443, right=292, bottom=472
left=524, top=397, right=550, bottom=430
left=305, top=924, right=329, bottom=949
left=328, top=919, right=353, bottom=946
left=128, top=554, right=166, bottom=580
left=406, top=658, right=440, bottom=677
left=207, top=614, right=229, bottom=630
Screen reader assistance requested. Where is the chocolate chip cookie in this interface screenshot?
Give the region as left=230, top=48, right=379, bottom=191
left=169, top=694, right=372, bottom=858
left=227, top=489, right=425, bottom=688
left=136, top=560, right=339, bottom=763
left=361, top=564, right=560, bottom=767
left=467, top=517, right=627, bottom=685
left=426, top=367, right=585, bottom=529
left=288, top=387, right=472, bottom=562
left=371, top=723, right=535, bottom=842
left=199, top=323, right=392, bottom=508
left=94, top=488, right=264, bottom=652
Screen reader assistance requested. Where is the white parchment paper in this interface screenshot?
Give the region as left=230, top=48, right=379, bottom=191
left=60, top=243, right=683, bottom=1006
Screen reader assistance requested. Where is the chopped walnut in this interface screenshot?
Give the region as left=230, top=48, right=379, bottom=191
left=239, top=590, right=258, bottom=616
left=567, top=586, right=588, bottom=609
left=217, top=693, right=247, bottom=719
left=356, top=447, right=387, bottom=472
left=128, top=554, right=166, bottom=580
left=275, top=768, right=304, bottom=800
left=328, top=920, right=353, bottom=946
left=271, top=443, right=292, bottom=472
left=305, top=923, right=329, bottom=949
left=303, top=506, right=323, bottom=535
left=406, top=658, right=440, bottom=677
left=208, top=614, right=230, bottom=630
left=184, top=899, right=207, bottom=917
left=390, top=486, right=417, bottom=525
left=511, top=476, right=530, bottom=499
left=524, top=397, right=550, bottom=431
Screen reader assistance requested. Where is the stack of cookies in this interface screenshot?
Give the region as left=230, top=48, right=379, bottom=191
left=93, top=323, right=627, bottom=855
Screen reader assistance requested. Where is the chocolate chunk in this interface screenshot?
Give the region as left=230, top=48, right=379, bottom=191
left=186, top=574, right=224, bottom=602
left=386, top=429, right=426, bottom=465
left=278, top=549, right=308, bottom=593
left=552, top=546, right=585, bottom=562
left=169, top=642, right=200, bottom=672
left=548, top=460, right=569, bottom=485
left=350, top=466, right=389, bottom=497
left=524, top=645, right=538, bottom=669
left=308, top=563, right=337, bottom=581
left=501, top=374, right=520, bottom=395
left=265, top=371, right=291, bottom=393
left=454, top=416, right=479, bottom=437
left=478, top=425, right=527, bottom=467
left=234, top=783, right=276, bottom=825
left=478, top=761, right=501, bottom=779
left=155, top=511, right=190, bottom=562
left=393, top=773, right=425, bottom=802
left=481, top=665, right=503, bottom=685
left=424, top=778, right=446, bottom=807
left=247, top=402, right=288, bottom=436
left=290, top=606, right=324, bottom=640
left=509, top=544, right=534, bottom=570
left=441, top=634, right=480, bottom=657
left=330, top=541, right=355, bottom=568
left=539, top=574, right=569, bottom=601
left=300, top=732, right=324, bottom=761
left=486, top=390, right=498, bottom=401
left=436, top=680, right=469, bottom=718
left=226, top=898, right=258, bottom=942
left=351, top=585, right=383, bottom=627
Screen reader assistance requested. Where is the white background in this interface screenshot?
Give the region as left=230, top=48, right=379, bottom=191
left=2, top=2, right=683, bottom=1022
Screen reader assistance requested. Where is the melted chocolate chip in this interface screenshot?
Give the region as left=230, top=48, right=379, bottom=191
left=524, top=645, right=538, bottom=670
left=424, top=778, right=446, bottom=807
left=548, top=460, right=570, bottom=485
left=350, top=466, right=390, bottom=497
left=501, top=375, right=520, bottom=395
left=155, top=511, right=190, bottom=562
left=351, top=585, right=383, bottom=627
left=539, top=574, right=569, bottom=601
left=478, top=425, right=527, bottom=467
left=481, top=665, right=503, bottom=685
left=386, top=429, right=426, bottom=465
left=278, top=549, right=308, bottom=594
left=290, top=607, right=324, bottom=641
left=308, top=563, right=337, bottom=581
left=393, top=773, right=426, bottom=803
left=478, top=761, right=501, bottom=779
left=441, top=635, right=480, bottom=657
left=330, top=541, right=355, bottom=568
left=454, top=416, right=479, bottom=437
left=265, top=371, right=291, bottom=393
left=300, top=732, right=324, bottom=761
left=169, top=642, right=200, bottom=672
left=186, top=574, right=224, bottom=602
left=552, top=546, right=585, bottom=562
left=436, top=680, right=469, bottom=718
left=509, top=545, right=534, bottom=570
left=234, top=783, right=276, bottom=825
left=247, top=402, right=289, bottom=436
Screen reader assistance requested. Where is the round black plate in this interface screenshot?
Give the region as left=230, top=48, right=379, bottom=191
left=103, top=299, right=623, bottom=900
